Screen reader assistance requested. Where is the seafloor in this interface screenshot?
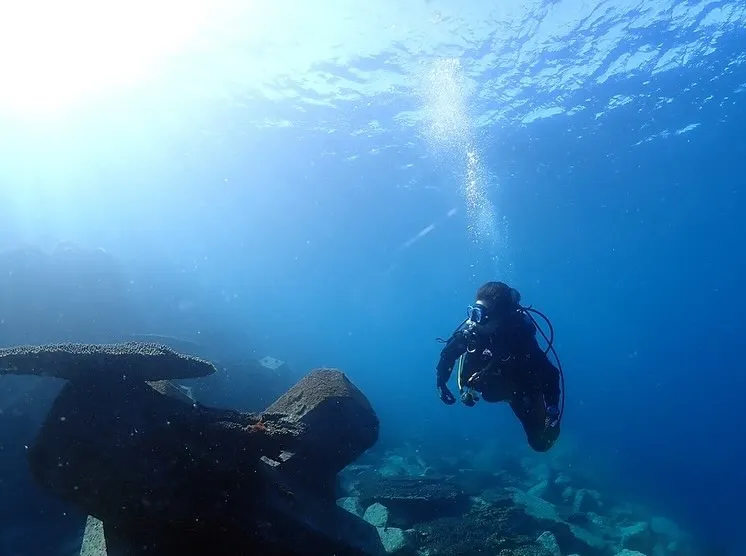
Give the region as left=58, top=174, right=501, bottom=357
left=334, top=443, right=701, bottom=556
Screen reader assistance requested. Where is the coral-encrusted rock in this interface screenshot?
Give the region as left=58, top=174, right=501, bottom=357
left=416, top=503, right=563, bottom=556
left=537, top=531, right=561, bottom=556
left=376, top=527, right=415, bottom=555
left=79, top=516, right=106, bottom=556
left=264, top=369, right=379, bottom=494
left=498, top=549, right=555, bottom=556
left=364, top=503, right=390, bottom=527
left=19, top=353, right=384, bottom=556
left=0, top=342, right=216, bottom=381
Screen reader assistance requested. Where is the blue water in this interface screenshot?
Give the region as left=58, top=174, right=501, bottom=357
left=1, top=0, right=744, bottom=553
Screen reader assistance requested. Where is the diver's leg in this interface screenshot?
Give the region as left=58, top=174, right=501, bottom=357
left=509, top=392, right=560, bottom=453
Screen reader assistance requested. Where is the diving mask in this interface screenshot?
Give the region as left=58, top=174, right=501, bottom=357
left=466, top=303, right=488, bottom=324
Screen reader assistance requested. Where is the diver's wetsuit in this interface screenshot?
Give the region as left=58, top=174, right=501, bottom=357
left=436, top=311, right=561, bottom=452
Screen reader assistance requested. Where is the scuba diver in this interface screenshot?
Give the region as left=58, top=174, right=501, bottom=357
left=435, top=281, right=565, bottom=452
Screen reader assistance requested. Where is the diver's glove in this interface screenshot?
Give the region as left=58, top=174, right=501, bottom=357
left=545, top=405, right=560, bottom=427
left=437, top=383, right=456, bottom=405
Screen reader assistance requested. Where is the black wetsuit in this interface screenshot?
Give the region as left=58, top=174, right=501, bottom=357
left=436, top=310, right=561, bottom=452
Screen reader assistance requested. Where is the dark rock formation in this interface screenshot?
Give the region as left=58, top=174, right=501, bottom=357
left=0, top=245, right=148, bottom=556
left=470, top=490, right=608, bottom=556
left=335, top=443, right=705, bottom=556
left=0, top=342, right=216, bottom=381
left=416, top=505, right=545, bottom=555
left=415, top=491, right=608, bottom=556
left=145, top=379, right=196, bottom=404
left=4, top=343, right=382, bottom=556
left=0, top=244, right=266, bottom=556
left=356, top=476, right=469, bottom=528
left=497, top=547, right=555, bottom=556
left=265, top=369, right=380, bottom=498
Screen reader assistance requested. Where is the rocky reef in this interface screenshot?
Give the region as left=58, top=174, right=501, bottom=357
left=0, top=341, right=716, bottom=556
left=336, top=447, right=706, bottom=556
left=0, top=342, right=383, bottom=555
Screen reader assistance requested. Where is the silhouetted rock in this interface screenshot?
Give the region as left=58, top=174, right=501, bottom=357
left=4, top=344, right=383, bottom=556
left=0, top=245, right=148, bottom=554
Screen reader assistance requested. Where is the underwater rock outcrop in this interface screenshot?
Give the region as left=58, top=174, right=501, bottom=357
left=355, top=475, right=469, bottom=527
left=2, top=342, right=382, bottom=556
left=336, top=450, right=703, bottom=556
left=265, top=369, right=380, bottom=498
left=0, top=342, right=216, bottom=381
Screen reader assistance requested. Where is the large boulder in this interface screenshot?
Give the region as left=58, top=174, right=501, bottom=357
left=5, top=343, right=382, bottom=556
left=264, top=369, right=380, bottom=496
left=0, top=245, right=145, bottom=556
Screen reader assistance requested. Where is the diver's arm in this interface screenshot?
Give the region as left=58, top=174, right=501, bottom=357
left=436, top=331, right=468, bottom=387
